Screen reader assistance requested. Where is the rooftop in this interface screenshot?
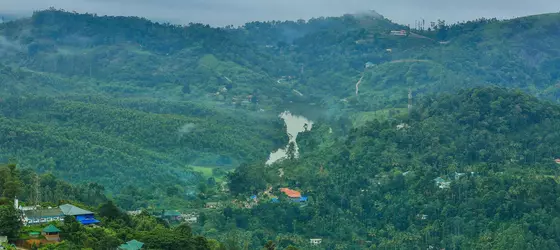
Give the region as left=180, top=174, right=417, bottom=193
left=163, top=211, right=181, bottom=217
left=42, top=224, right=61, bottom=233
left=23, top=208, right=63, bottom=218
left=280, top=188, right=301, bottom=198
left=59, top=204, right=94, bottom=216
left=119, top=239, right=144, bottom=250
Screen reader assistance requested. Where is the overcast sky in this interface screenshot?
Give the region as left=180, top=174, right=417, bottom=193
left=2, top=0, right=560, bottom=27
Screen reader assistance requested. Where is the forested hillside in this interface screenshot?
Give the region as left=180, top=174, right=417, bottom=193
left=0, top=9, right=291, bottom=200
left=224, top=87, right=560, bottom=249
left=2, top=8, right=560, bottom=249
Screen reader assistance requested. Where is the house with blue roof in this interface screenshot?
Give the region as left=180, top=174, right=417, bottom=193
left=59, top=204, right=100, bottom=225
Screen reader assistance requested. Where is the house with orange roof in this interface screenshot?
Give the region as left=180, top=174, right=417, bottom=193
left=279, top=188, right=308, bottom=203
left=280, top=188, right=301, bottom=198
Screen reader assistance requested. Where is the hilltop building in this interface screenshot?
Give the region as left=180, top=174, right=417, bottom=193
left=17, top=198, right=99, bottom=226
left=59, top=204, right=100, bottom=225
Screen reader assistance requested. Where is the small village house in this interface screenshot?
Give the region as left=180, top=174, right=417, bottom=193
left=310, top=239, right=322, bottom=246
left=59, top=204, right=100, bottom=225
left=41, top=225, right=61, bottom=242
left=162, top=210, right=182, bottom=222
left=390, top=30, right=407, bottom=36
left=118, top=239, right=144, bottom=250
left=279, top=188, right=308, bottom=203
left=182, top=212, right=198, bottom=224
left=434, top=177, right=450, bottom=189
left=127, top=210, right=142, bottom=216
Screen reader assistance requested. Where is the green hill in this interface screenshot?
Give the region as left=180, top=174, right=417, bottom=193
left=4, top=9, right=560, bottom=248
left=225, top=87, right=560, bottom=249
left=0, top=94, right=286, bottom=198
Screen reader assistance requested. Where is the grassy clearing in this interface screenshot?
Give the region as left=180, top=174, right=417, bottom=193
left=351, top=108, right=408, bottom=127
left=189, top=165, right=234, bottom=182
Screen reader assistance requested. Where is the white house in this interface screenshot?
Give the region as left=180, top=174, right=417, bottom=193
left=182, top=212, right=198, bottom=224
left=310, top=239, right=322, bottom=246
left=390, top=30, right=407, bottom=36
left=434, top=177, right=451, bottom=189
left=127, top=210, right=142, bottom=216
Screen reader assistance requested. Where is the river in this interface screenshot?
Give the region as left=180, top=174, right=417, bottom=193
left=265, top=111, right=313, bottom=165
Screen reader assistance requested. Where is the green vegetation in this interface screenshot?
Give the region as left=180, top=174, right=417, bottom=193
left=0, top=162, right=224, bottom=249
left=3, top=7, right=560, bottom=250
left=189, top=166, right=232, bottom=182
left=225, top=87, right=560, bottom=249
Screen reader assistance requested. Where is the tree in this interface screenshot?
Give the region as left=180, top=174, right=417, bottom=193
left=1, top=164, right=21, bottom=199
left=264, top=240, right=276, bottom=250
left=436, top=19, right=448, bottom=41
left=61, top=215, right=83, bottom=243
left=175, top=223, right=193, bottom=238
left=192, top=236, right=211, bottom=250
left=286, top=142, right=296, bottom=160
left=99, top=200, right=128, bottom=223
left=166, top=186, right=180, bottom=197
left=0, top=204, right=21, bottom=238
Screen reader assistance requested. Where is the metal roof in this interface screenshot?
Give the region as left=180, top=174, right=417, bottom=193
left=59, top=204, right=94, bottom=216
left=42, top=224, right=61, bottom=233
left=23, top=208, right=63, bottom=218
left=119, top=239, right=144, bottom=250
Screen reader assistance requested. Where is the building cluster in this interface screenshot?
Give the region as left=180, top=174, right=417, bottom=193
left=15, top=198, right=100, bottom=226
left=5, top=199, right=132, bottom=248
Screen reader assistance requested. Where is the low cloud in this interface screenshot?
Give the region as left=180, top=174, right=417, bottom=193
left=178, top=123, right=197, bottom=138
left=0, top=36, right=23, bottom=55
left=2, top=0, right=560, bottom=27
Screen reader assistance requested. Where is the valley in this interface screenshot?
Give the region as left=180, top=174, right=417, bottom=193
left=2, top=8, right=560, bottom=249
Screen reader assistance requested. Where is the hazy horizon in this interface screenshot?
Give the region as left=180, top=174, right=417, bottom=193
left=2, top=0, right=560, bottom=27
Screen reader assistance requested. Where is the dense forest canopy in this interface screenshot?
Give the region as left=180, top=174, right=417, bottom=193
left=225, top=87, right=560, bottom=249
left=2, top=8, right=560, bottom=249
